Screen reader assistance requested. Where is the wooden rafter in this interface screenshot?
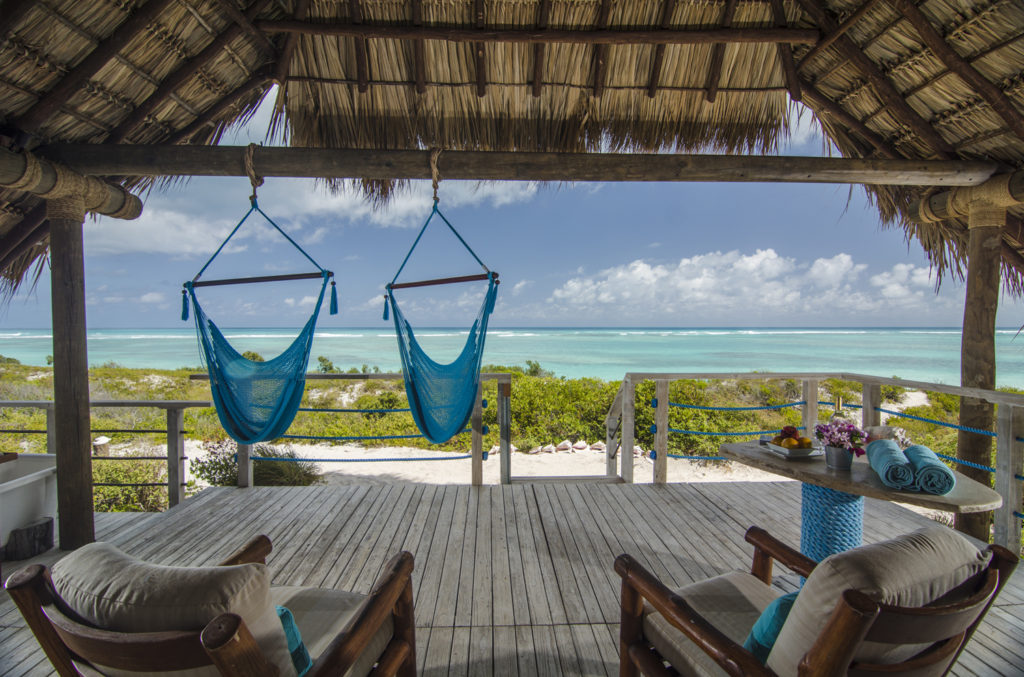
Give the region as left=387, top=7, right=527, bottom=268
left=475, top=0, right=486, bottom=97
left=272, top=0, right=311, bottom=117
left=801, top=80, right=899, bottom=159
left=285, top=75, right=788, bottom=94
left=704, top=0, right=738, bottom=103
left=12, top=0, right=178, bottom=136
left=793, top=0, right=954, bottom=158
left=0, top=220, right=48, bottom=275
left=411, top=0, right=425, bottom=93
left=646, top=0, right=676, bottom=98
left=532, top=0, right=550, bottom=97
left=169, top=70, right=272, bottom=144
left=38, top=144, right=999, bottom=186
left=0, top=203, right=46, bottom=269
left=592, top=0, right=612, bottom=97
left=106, top=0, right=274, bottom=144
left=895, top=0, right=1024, bottom=142
left=797, top=0, right=887, bottom=70
left=257, top=21, right=820, bottom=46
left=349, top=0, right=369, bottom=93
left=210, top=0, right=275, bottom=55
left=769, top=0, right=801, bottom=101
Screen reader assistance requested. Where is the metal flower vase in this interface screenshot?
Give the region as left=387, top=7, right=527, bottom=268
left=825, top=445, right=853, bottom=470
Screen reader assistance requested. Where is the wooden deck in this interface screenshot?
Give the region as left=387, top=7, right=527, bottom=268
left=3, top=481, right=1023, bottom=676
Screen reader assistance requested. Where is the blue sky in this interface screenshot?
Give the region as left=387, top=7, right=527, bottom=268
left=4, top=92, right=1024, bottom=329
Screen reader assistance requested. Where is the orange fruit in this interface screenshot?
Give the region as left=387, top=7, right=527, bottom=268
left=781, top=438, right=799, bottom=449
left=798, top=437, right=813, bottom=449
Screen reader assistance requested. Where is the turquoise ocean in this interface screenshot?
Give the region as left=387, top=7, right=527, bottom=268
left=2, top=327, right=1024, bottom=388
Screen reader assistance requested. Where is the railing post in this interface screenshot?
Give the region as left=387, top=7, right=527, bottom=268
left=802, top=379, right=818, bottom=437
left=166, top=408, right=185, bottom=507
left=471, top=384, right=484, bottom=486
left=861, top=381, right=881, bottom=428
left=653, top=380, right=669, bottom=484
left=237, top=443, right=253, bottom=488
left=605, top=382, right=623, bottom=478
left=45, top=403, right=56, bottom=454
left=994, top=404, right=1024, bottom=551
left=621, top=376, right=635, bottom=484
left=498, top=380, right=511, bottom=485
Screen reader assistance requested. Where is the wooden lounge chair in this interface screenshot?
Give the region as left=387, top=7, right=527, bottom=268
left=4, top=535, right=415, bottom=676
left=615, top=525, right=1017, bottom=676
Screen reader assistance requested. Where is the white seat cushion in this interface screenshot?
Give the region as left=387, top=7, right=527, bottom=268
left=766, top=526, right=990, bottom=675
left=271, top=586, right=394, bottom=677
left=643, top=571, right=781, bottom=677
left=51, top=542, right=294, bottom=677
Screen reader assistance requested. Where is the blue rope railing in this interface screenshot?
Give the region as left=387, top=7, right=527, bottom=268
left=281, top=426, right=487, bottom=442
left=818, top=400, right=863, bottom=409
left=653, top=452, right=727, bottom=461
left=653, top=424, right=804, bottom=437
left=653, top=398, right=806, bottom=412
left=251, top=453, right=473, bottom=463
left=298, top=407, right=411, bottom=413
left=875, top=406, right=996, bottom=437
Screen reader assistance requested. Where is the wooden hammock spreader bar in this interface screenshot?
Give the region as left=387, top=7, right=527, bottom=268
left=388, top=272, right=498, bottom=291
left=190, top=271, right=331, bottom=288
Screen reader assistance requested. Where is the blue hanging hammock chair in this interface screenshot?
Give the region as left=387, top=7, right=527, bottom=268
left=384, top=200, right=499, bottom=444
left=182, top=198, right=337, bottom=445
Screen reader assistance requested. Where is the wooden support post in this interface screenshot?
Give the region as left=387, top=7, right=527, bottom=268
left=802, top=379, right=818, bottom=438
left=993, top=405, right=1023, bottom=551
left=166, top=408, right=185, bottom=507
left=237, top=443, right=253, bottom=488
left=48, top=196, right=94, bottom=549
left=653, top=380, right=669, bottom=484
left=498, top=381, right=511, bottom=485
left=471, top=385, right=484, bottom=486
left=956, top=201, right=1005, bottom=541
left=45, top=404, right=56, bottom=455
left=861, top=382, right=881, bottom=429
left=621, top=377, right=635, bottom=484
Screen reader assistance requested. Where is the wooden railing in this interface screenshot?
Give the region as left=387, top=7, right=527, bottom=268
left=608, top=372, right=1024, bottom=551
left=0, top=400, right=211, bottom=507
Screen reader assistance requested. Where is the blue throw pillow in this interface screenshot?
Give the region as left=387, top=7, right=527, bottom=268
left=277, top=605, right=312, bottom=677
left=742, top=591, right=798, bottom=664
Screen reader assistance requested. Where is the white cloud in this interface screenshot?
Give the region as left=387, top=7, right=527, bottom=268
left=139, top=292, right=165, bottom=304
left=86, top=208, right=239, bottom=256
left=512, top=280, right=533, bottom=295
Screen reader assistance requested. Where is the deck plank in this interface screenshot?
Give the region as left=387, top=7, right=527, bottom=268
left=2, top=481, right=1022, bottom=677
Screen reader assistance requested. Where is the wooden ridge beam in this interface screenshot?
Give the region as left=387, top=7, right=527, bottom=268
left=532, top=0, right=550, bottom=97
left=797, top=0, right=886, bottom=70
left=895, top=0, right=1024, bottom=142
left=13, top=0, right=178, bottom=136
left=411, top=0, right=425, bottom=93
left=592, top=0, right=612, bottom=98
left=474, top=0, right=486, bottom=97
left=705, top=0, right=738, bottom=103
left=257, top=20, right=820, bottom=45
left=647, top=0, right=676, bottom=98
left=793, top=0, right=953, bottom=158
left=37, top=144, right=999, bottom=186
left=210, top=0, right=275, bottom=54
left=801, top=79, right=899, bottom=159
left=349, top=0, right=369, bottom=93
left=272, top=0, right=311, bottom=117
left=769, top=0, right=801, bottom=101
left=107, top=0, right=274, bottom=144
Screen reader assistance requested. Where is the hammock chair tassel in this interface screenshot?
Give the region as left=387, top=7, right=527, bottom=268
left=181, top=289, right=189, bottom=322
left=330, top=280, right=338, bottom=315
left=383, top=295, right=389, bottom=321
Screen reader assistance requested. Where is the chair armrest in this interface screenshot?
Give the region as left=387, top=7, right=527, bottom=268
left=614, top=554, right=774, bottom=677
left=745, top=527, right=817, bottom=583
left=201, top=613, right=280, bottom=676
left=219, top=535, right=273, bottom=566
left=307, top=551, right=415, bottom=677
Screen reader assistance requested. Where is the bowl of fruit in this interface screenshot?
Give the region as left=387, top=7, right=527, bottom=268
left=765, top=426, right=821, bottom=458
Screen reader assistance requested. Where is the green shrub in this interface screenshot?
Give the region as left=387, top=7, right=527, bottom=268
left=190, top=440, right=322, bottom=487
left=92, top=449, right=168, bottom=512
left=242, top=351, right=265, bottom=362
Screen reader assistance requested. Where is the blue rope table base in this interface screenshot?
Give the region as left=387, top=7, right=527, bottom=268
left=800, top=483, right=864, bottom=562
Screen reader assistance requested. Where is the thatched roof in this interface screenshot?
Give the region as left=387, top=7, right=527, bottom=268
left=1, top=0, right=1023, bottom=295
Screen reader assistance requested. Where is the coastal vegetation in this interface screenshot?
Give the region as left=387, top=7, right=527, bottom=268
left=0, top=355, right=1006, bottom=512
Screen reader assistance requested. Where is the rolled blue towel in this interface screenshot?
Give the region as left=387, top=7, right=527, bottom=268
left=866, top=439, right=914, bottom=490
left=904, top=444, right=956, bottom=495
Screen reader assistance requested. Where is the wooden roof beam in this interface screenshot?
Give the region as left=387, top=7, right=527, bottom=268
left=411, top=0, right=425, bottom=93
left=704, top=0, right=738, bottom=103
left=169, top=69, right=272, bottom=144
left=271, top=0, right=311, bottom=119
left=646, top=0, right=676, bottom=98
left=797, top=0, right=886, bottom=70
left=592, top=0, right=612, bottom=97
left=349, top=0, right=368, bottom=93
left=38, top=144, right=999, bottom=186
left=793, top=0, right=954, bottom=158
left=532, top=0, right=550, bottom=97
left=0, top=203, right=47, bottom=267
left=895, top=0, right=1024, bottom=141
left=12, top=0, right=178, bottom=137
left=257, top=21, right=820, bottom=46
left=769, top=0, right=800, bottom=101
left=475, top=0, right=486, bottom=97
left=106, top=0, right=275, bottom=144
left=800, top=80, right=899, bottom=159
left=210, top=0, right=275, bottom=55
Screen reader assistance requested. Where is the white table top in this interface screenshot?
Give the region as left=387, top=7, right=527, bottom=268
left=720, top=441, right=1002, bottom=514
